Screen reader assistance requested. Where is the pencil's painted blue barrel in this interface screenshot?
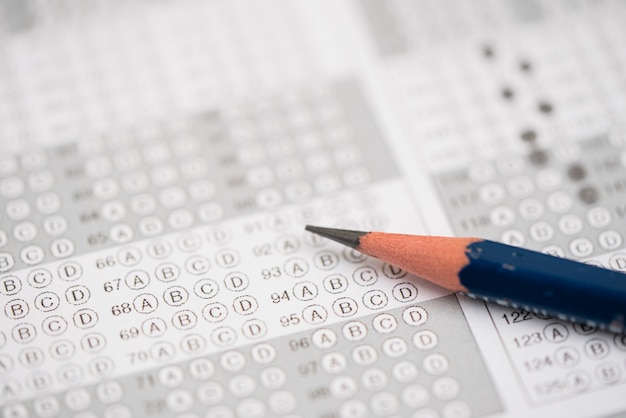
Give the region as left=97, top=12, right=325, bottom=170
left=460, top=240, right=626, bottom=333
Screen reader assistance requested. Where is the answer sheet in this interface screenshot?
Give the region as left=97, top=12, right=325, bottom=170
left=1, top=1, right=626, bottom=417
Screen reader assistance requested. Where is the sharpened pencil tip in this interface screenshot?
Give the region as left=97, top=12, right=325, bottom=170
left=305, top=225, right=368, bottom=249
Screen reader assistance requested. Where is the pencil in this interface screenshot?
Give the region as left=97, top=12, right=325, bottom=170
left=305, top=225, right=626, bottom=333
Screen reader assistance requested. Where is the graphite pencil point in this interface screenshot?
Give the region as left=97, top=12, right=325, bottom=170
left=304, top=225, right=367, bottom=249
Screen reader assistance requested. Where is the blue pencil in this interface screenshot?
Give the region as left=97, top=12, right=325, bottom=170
left=305, top=225, right=626, bottom=333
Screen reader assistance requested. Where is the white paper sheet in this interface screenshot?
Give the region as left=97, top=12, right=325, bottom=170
left=1, top=1, right=625, bottom=417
